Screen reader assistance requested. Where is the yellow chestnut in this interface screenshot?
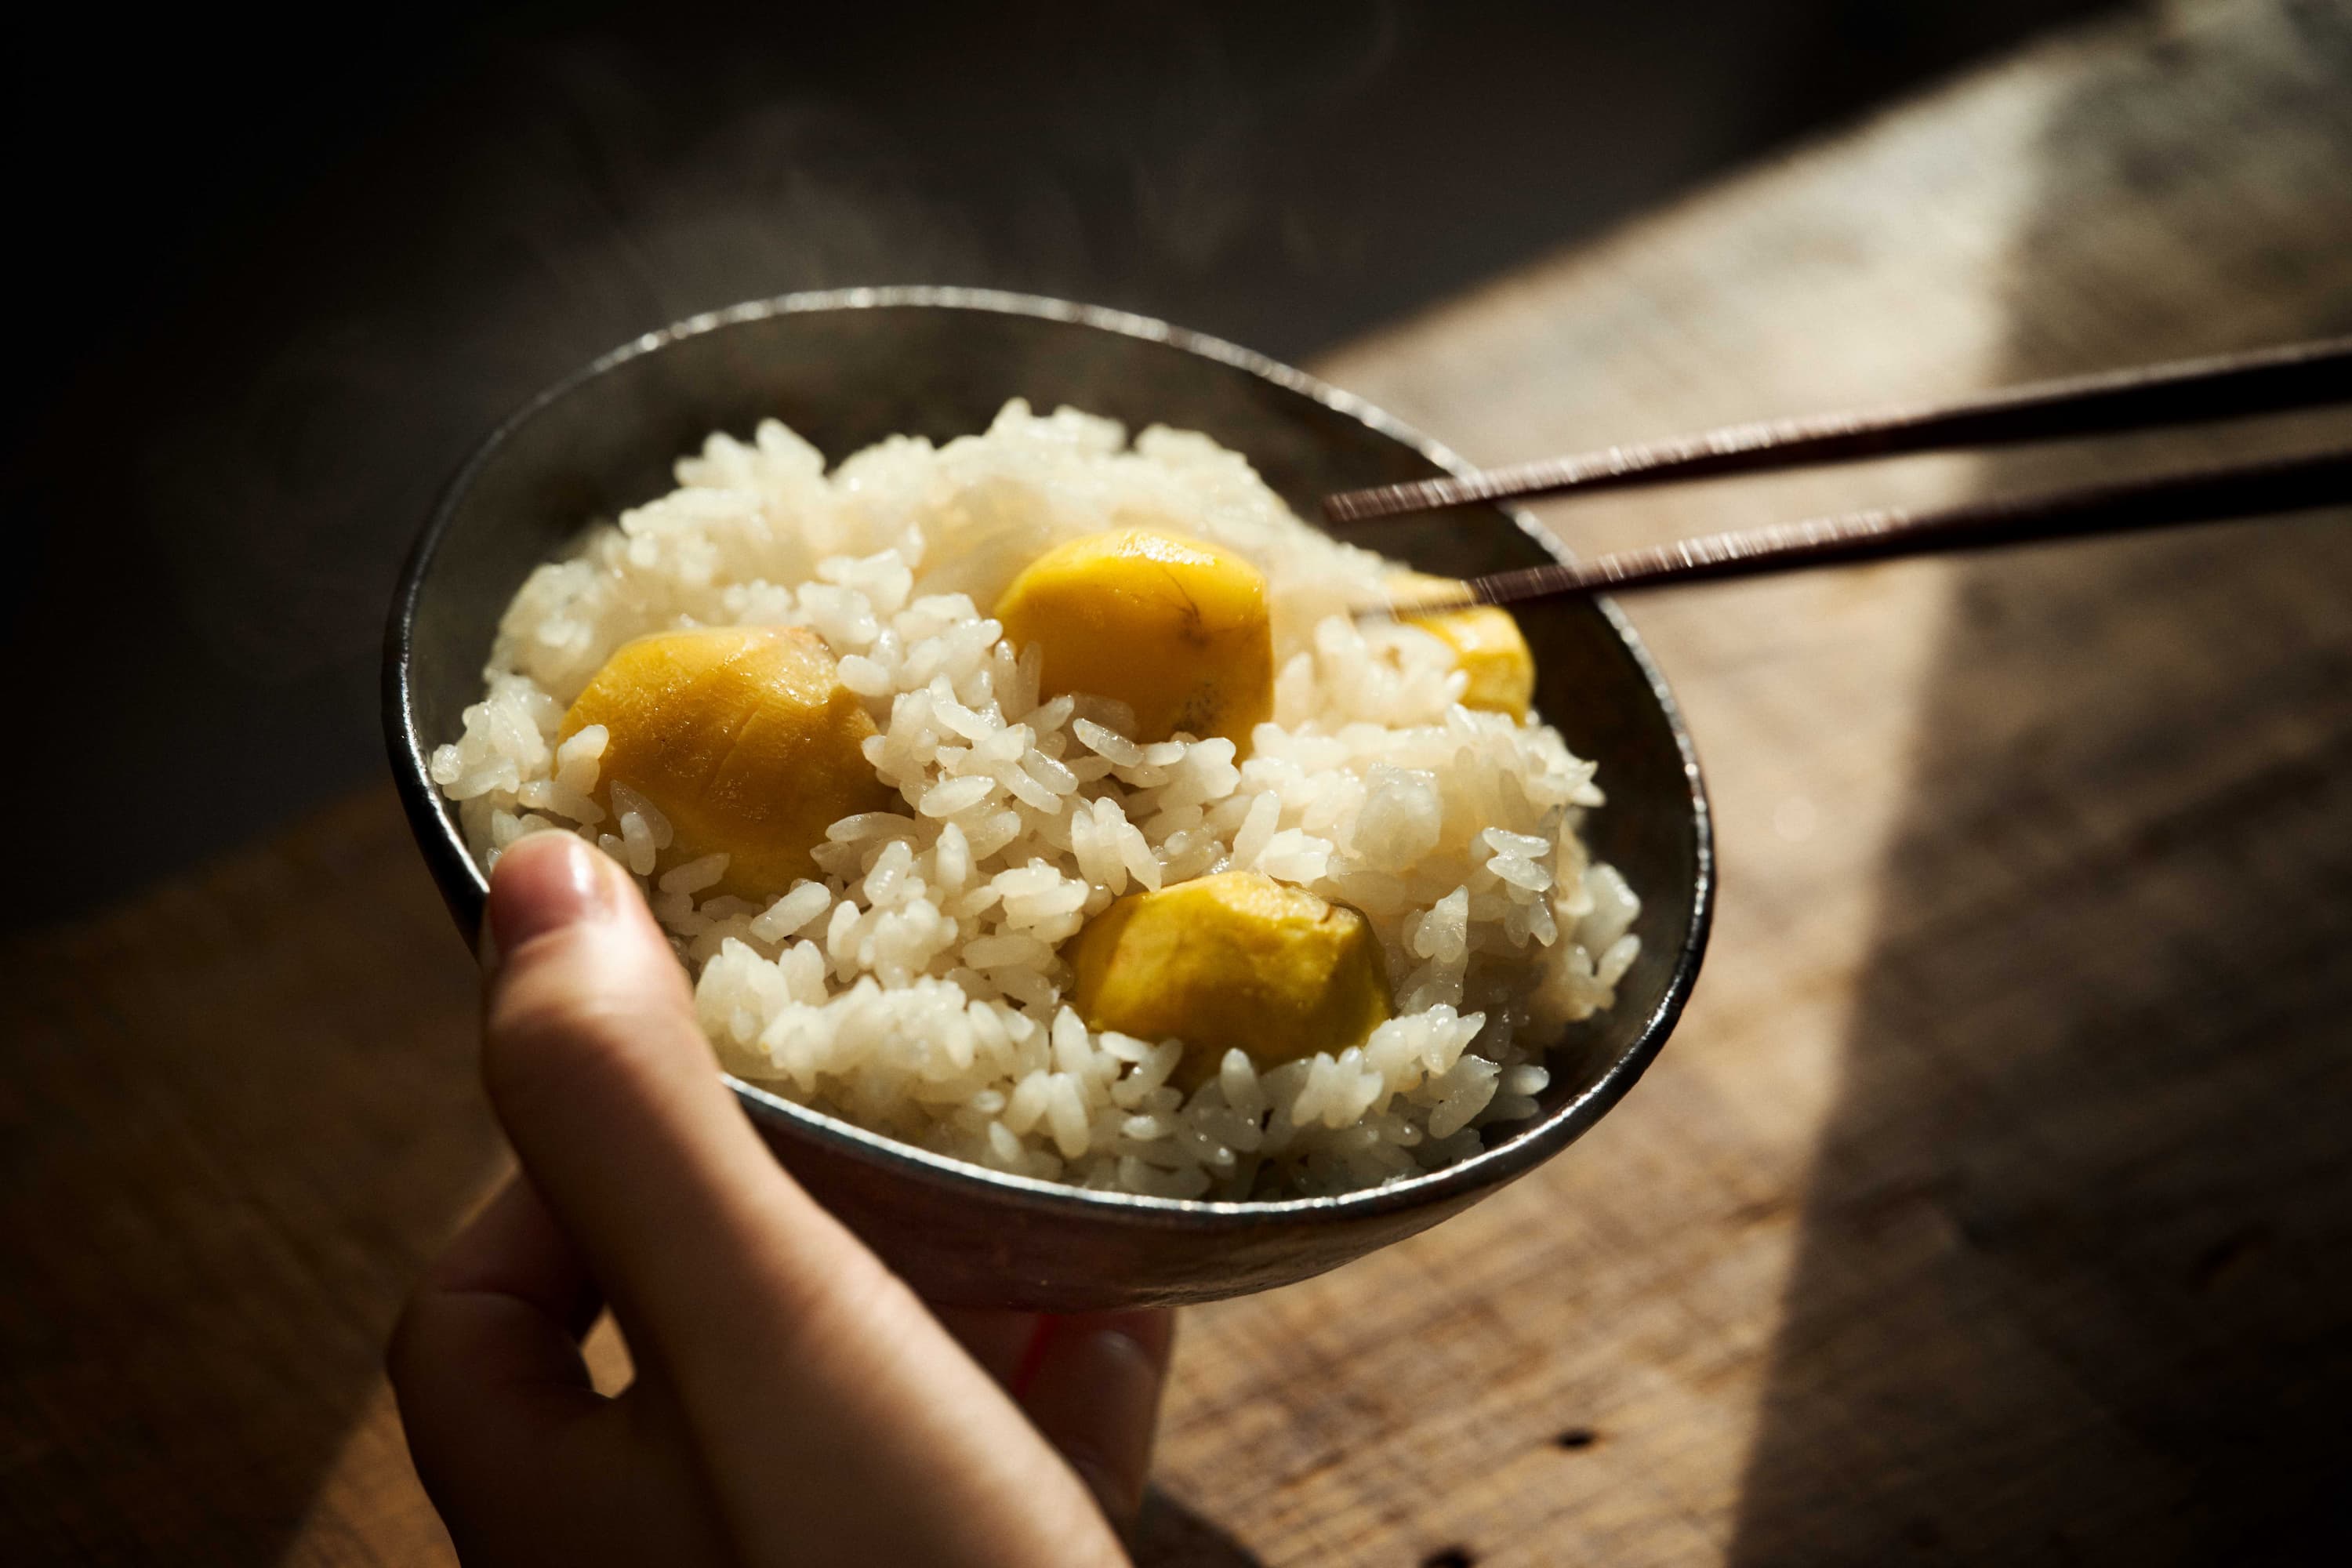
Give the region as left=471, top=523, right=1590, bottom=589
left=993, top=528, right=1274, bottom=746
left=557, top=625, right=894, bottom=900
left=1392, top=571, right=1536, bottom=720
left=1065, top=870, right=1392, bottom=1091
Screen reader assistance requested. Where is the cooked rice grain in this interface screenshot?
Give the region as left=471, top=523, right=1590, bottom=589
left=433, top=401, right=1639, bottom=1197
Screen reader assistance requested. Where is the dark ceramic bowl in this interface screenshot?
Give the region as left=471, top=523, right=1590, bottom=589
left=385, top=288, right=1711, bottom=1310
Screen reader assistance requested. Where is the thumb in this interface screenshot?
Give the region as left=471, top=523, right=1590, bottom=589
left=477, top=831, right=890, bottom=1380
left=479, top=830, right=1128, bottom=1566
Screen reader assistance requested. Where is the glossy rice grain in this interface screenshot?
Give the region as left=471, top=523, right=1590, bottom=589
left=428, top=401, right=1642, bottom=1198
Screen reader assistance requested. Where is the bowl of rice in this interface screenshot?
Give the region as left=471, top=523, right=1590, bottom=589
left=386, top=289, right=1711, bottom=1309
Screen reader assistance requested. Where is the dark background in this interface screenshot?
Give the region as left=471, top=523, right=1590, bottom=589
left=0, top=0, right=2112, bottom=925
left=16, top=10, right=2352, bottom=1568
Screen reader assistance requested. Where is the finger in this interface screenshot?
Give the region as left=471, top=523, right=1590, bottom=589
left=479, top=832, right=891, bottom=1369
left=392, top=1181, right=731, bottom=1566
left=479, top=832, right=1128, bottom=1565
left=928, top=1305, right=1041, bottom=1388
left=387, top=1177, right=608, bottom=1538
left=426, top=1174, right=603, bottom=1340
left=391, top=1176, right=600, bottom=1416
left=1014, top=1310, right=1176, bottom=1530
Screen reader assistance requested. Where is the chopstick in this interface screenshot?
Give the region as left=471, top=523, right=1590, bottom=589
left=1323, top=334, right=2352, bottom=524
left=1367, top=446, right=2352, bottom=618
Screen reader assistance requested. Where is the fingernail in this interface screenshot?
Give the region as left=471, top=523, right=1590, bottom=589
left=488, top=831, right=614, bottom=957
left=1020, top=1317, right=1169, bottom=1530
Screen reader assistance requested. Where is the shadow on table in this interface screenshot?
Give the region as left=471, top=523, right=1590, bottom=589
left=0, top=785, right=1279, bottom=1564
left=1135, top=1486, right=1269, bottom=1567
left=1729, top=9, right=2352, bottom=1563
left=0, top=794, right=500, bottom=1563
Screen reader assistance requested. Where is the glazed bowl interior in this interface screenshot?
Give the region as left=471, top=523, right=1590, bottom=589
left=387, top=289, right=1711, bottom=1309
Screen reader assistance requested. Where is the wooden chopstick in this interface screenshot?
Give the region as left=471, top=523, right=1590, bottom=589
left=1367, top=447, right=2352, bottom=618
left=1323, top=335, right=2352, bottom=524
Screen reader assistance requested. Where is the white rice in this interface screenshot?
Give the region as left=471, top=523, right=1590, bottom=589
left=431, top=401, right=1640, bottom=1198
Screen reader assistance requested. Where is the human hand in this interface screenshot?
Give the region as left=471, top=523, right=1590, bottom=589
left=388, top=831, right=1172, bottom=1566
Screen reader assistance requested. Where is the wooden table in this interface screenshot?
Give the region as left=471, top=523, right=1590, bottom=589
left=8, top=2, right=2350, bottom=1561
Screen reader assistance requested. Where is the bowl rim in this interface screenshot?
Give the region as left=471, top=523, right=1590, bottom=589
left=383, top=285, right=1714, bottom=1229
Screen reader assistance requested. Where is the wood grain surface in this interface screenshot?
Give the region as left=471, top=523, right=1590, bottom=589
left=6, top=2, right=2350, bottom=1563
